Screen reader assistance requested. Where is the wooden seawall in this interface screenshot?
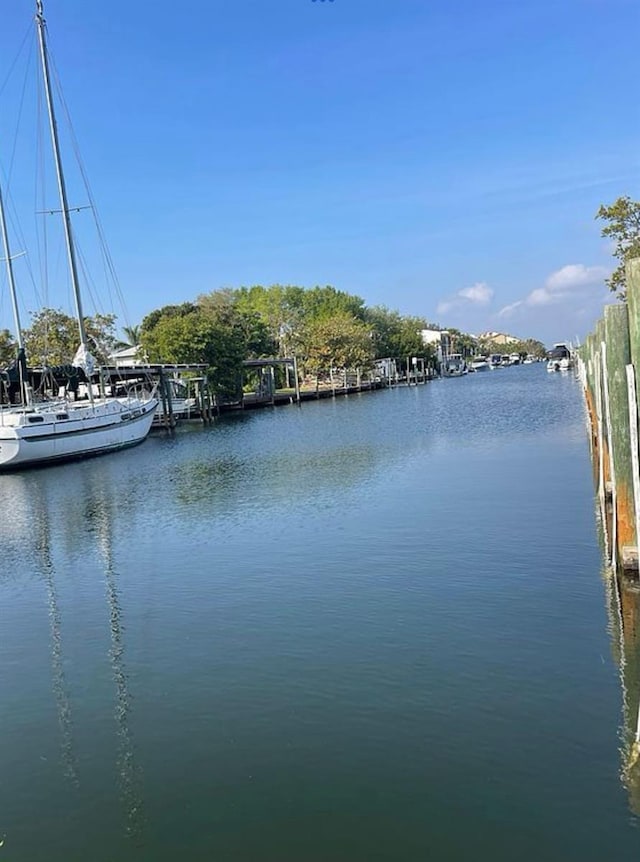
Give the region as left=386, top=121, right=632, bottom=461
left=578, top=258, right=640, bottom=581
left=578, top=258, right=640, bottom=791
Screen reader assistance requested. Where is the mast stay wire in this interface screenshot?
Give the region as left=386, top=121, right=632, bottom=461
left=48, top=46, right=134, bottom=331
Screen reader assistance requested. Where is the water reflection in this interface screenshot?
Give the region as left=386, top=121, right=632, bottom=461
left=169, top=445, right=384, bottom=512
left=85, top=479, right=146, bottom=840
left=605, top=568, right=640, bottom=814
left=1, top=470, right=145, bottom=840
left=31, top=485, right=79, bottom=785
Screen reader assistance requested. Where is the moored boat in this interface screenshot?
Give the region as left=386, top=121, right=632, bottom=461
left=0, top=2, right=157, bottom=469
left=470, top=356, right=489, bottom=372
left=547, top=343, right=572, bottom=372
left=442, top=353, right=467, bottom=377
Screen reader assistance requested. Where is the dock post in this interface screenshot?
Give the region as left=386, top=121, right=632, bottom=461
left=158, top=368, right=169, bottom=428
left=603, top=304, right=636, bottom=572
left=593, top=329, right=610, bottom=559
left=293, top=356, right=301, bottom=403
left=165, top=374, right=176, bottom=428
left=626, top=364, right=640, bottom=578
left=626, top=259, right=640, bottom=406
left=198, top=380, right=206, bottom=423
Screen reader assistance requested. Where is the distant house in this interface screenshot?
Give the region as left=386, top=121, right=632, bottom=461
left=420, top=329, right=451, bottom=365
left=478, top=331, right=518, bottom=346
left=109, top=345, right=144, bottom=367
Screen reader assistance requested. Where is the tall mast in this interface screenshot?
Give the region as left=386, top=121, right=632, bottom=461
left=0, top=179, right=30, bottom=405
left=0, top=182, right=23, bottom=349
left=35, top=0, right=88, bottom=353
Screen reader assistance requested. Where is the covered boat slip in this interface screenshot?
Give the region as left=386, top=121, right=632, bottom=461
left=99, top=364, right=212, bottom=427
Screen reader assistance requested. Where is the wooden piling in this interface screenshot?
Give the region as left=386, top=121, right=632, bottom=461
left=293, top=356, right=301, bottom=403
left=627, top=259, right=640, bottom=404
left=603, top=304, right=636, bottom=570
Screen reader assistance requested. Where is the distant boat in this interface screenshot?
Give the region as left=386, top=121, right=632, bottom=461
left=0, top=2, right=157, bottom=469
left=489, top=354, right=503, bottom=369
left=509, top=353, right=521, bottom=365
left=470, top=356, right=489, bottom=372
left=523, top=355, right=536, bottom=364
left=442, top=353, right=467, bottom=377
left=547, top=343, right=572, bottom=373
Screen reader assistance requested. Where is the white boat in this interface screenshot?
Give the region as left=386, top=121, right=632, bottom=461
left=470, top=356, right=489, bottom=372
left=547, top=343, right=572, bottom=372
left=0, top=2, right=157, bottom=470
left=509, top=352, right=521, bottom=365
left=442, top=353, right=467, bottom=377
left=489, top=354, right=503, bottom=369
left=152, top=378, right=199, bottom=426
left=523, top=355, right=536, bottom=364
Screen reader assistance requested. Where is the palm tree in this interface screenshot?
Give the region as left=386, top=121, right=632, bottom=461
left=119, top=325, right=140, bottom=348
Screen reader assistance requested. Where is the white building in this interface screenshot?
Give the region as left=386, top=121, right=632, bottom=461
left=109, top=345, right=144, bottom=367
left=420, top=329, right=451, bottom=364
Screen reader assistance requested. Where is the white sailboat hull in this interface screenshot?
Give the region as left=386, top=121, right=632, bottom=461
left=0, top=397, right=158, bottom=469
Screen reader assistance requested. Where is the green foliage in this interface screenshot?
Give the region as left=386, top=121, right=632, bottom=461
left=23, top=308, right=117, bottom=366
left=197, top=289, right=273, bottom=358
left=298, top=313, right=374, bottom=374
left=0, top=329, right=16, bottom=367
left=446, top=328, right=479, bottom=357
left=365, top=306, right=434, bottom=360
left=234, top=284, right=366, bottom=358
left=118, top=324, right=141, bottom=348
left=300, top=286, right=366, bottom=322
left=135, top=283, right=545, bottom=393
left=140, top=292, right=271, bottom=399
left=596, top=196, right=640, bottom=298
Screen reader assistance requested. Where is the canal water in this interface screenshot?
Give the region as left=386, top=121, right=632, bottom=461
left=1, top=365, right=639, bottom=861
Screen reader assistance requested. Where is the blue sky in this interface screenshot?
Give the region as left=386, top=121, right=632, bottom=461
left=0, top=0, right=638, bottom=345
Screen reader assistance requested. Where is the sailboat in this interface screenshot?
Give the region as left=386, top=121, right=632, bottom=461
left=0, top=2, right=157, bottom=469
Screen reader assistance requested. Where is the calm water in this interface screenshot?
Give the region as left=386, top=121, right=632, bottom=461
left=1, top=365, right=639, bottom=861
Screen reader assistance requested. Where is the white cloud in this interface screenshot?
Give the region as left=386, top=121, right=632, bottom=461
left=459, top=282, right=494, bottom=304
left=498, top=263, right=608, bottom=318
left=545, top=263, right=608, bottom=293
left=498, top=300, right=523, bottom=318
left=528, top=287, right=554, bottom=306
left=436, top=281, right=493, bottom=316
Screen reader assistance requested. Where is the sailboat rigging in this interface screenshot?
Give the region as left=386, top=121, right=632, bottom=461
left=0, top=1, right=158, bottom=469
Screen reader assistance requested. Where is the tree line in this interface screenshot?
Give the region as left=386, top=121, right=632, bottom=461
left=0, top=284, right=556, bottom=397
left=0, top=194, right=636, bottom=381
left=1, top=286, right=439, bottom=398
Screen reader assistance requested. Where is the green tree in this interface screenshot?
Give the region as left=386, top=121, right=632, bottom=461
left=197, top=289, right=273, bottom=358
left=447, top=328, right=479, bottom=357
left=596, top=196, right=640, bottom=298
left=298, top=313, right=374, bottom=376
left=118, top=324, right=141, bottom=348
left=140, top=293, right=270, bottom=399
left=300, top=286, right=367, bottom=323
left=23, top=308, right=117, bottom=366
left=0, top=329, right=16, bottom=367
left=235, top=284, right=306, bottom=356
left=366, top=306, right=435, bottom=360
